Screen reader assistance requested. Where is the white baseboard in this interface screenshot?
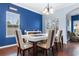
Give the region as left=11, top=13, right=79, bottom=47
left=0, top=44, right=16, bottom=49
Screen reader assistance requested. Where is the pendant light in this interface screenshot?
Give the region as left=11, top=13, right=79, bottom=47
left=43, top=4, right=54, bottom=15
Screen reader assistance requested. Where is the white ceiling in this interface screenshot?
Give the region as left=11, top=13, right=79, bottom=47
left=13, top=3, right=76, bottom=15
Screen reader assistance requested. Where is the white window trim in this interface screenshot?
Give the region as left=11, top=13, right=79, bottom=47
left=6, top=11, right=20, bottom=38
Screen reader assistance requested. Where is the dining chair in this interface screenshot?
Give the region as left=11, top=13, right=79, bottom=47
left=37, top=30, right=55, bottom=56
left=54, top=30, right=63, bottom=51
left=15, top=29, right=33, bottom=56
left=59, top=30, right=63, bottom=48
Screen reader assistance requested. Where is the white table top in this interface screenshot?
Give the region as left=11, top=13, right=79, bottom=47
left=22, top=34, right=48, bottom=42
left=26, top=31, right=41, bottom=32
left=24, top=31, right=41, bottom=34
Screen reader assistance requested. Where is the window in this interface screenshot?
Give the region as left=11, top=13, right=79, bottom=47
left=73, top=20, right=79, bottom=33
left=6, top=11, right=20, bottom=37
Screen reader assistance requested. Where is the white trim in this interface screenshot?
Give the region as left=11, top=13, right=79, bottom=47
left=6, top=35, right=16, bottom=38
left=0, top=44, right=16, bottom=49
left=9, top=7, right=18, bottom=11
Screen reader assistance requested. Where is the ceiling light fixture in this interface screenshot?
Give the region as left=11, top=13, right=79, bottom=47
left=43, top=4, right=54, bottom=15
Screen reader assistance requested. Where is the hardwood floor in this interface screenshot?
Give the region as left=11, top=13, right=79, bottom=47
left=57, top=42, right=79, bottom=56
left=66, top=42, right=79, bottom=56
left=0, top=42, right=79, bottom=56
left=0, top=46, right=17, bottom=56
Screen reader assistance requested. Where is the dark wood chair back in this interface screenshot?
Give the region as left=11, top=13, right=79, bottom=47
left=47, top=30, right=55, bottom=48
left=15, top=29, right=21, bottom=48
left=59, top=30, right=62, bottom=42
left=50, top=30, right=55, bottom=47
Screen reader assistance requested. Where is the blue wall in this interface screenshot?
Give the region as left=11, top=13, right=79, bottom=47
left=71, top=15, right=79, bottom=32
left=0, top=3, right=42, bottom=46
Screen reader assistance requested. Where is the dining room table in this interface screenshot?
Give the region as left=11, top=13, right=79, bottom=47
left=22, top=33, right=48, bottom=56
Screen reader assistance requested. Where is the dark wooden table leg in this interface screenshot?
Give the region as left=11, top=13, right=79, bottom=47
left=33, top=42, right=37, bottom=56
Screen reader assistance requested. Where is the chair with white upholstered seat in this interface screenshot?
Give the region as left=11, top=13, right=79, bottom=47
left=15, top=29, right=33, bottom=56
left=37, top=30, right=55, bottom=56
left=55, top=30, right=63, bottom=51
